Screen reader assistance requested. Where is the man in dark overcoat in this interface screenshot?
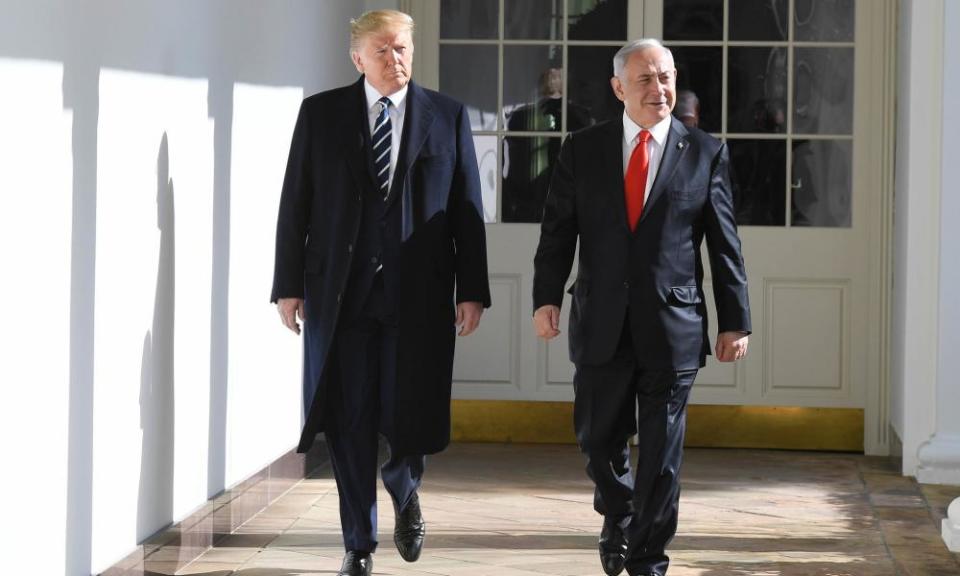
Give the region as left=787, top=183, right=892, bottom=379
left=271, top=10, right=490, bottom=576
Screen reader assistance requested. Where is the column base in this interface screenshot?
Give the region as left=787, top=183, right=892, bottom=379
left=944, top=498, right=960, bottom=552
left=917, top=433, right=960, bottom=484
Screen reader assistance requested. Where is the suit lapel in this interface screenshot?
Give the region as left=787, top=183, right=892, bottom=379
left=341, top=77, right=375, bottom=194
left=640, top=117, right=689, bottom=223
left=386, top=81, right=435, bottom=211
left=602, top=121, right=631, bottom=233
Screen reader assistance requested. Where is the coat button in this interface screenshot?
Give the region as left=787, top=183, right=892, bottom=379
left=623, top=281, right=630, bottom=289
left=347, top=244, right=353, bottom=253
left=371, top=257, right=378, bottom=264
left=337, top=292, right=342, bottom=304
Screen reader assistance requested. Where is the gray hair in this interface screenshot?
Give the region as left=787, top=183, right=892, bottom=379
left=612, top=38, right=673, bottom=79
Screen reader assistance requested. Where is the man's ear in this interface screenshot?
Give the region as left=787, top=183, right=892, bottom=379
left=610, top=76, right=625, bottom=103
left=351, top=51, right=364, bottom=74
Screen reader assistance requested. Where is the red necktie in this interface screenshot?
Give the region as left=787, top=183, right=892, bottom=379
left=625, top=129, right=652, bottom=231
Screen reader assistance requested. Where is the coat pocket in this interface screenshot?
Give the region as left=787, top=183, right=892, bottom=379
left=668, top=285, right=702, bottom=306
left=671, top=186, right=705, bottom=202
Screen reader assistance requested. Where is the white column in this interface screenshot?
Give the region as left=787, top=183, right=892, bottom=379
left=916, top=0, right=960, bottom=486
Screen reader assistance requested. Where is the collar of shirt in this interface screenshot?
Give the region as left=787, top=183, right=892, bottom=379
left=622, top=111, right=672, bottom=150
left=364, top=79, right=408, bottom=116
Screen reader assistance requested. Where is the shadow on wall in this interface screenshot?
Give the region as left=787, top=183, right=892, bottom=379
left=0, top=1, right=362, bottom=574
left=137, top=133, right=176, bottom=543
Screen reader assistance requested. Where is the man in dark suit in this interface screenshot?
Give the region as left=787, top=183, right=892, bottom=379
left=533, top=39, right=750, bottom=576
left=271, top=10, right=490, bottom=576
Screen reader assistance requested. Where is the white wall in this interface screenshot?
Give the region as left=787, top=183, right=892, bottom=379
left=0, top=1, right=386, bottom=574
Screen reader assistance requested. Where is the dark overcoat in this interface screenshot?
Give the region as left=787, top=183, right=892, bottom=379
left=271, top=78, right=491, bottom=455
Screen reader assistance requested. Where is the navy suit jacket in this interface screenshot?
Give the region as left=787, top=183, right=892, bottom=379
left=533, top=117, right=750, bottom=369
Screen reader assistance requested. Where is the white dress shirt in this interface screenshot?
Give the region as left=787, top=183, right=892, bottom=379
left=622, top=113, right=672, bottom=203
left=364, top=80, right=408, bottom=186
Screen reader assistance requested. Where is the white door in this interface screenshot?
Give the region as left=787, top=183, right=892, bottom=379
left=408, top=0, right=894, bottom=454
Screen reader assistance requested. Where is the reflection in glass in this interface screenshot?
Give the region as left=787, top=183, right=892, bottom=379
left=568, top=46, right=622, bottom=126
left=730, top=0, right=788, bottom=41
left=440, top=44, right=498, bottom=130
left=568, top=0, right=627, bottom=41
left=728, top=139, right=787, bottom=226
left=795, top=0, right=855, bottom=42
left=664, top=0, right=723, bottom=41
left=472, top=135, right=499, bottom=223
left=440, top=0, right=498, bottom=39
left=506, top=0, right=562, bottom=40
left=794, top=48, right=854, bottom=135
left=728, top=47, right=787, bottom=134
left=671, top=46, right=722, bottom=133
left=502, top=136, right=563, bottom=223
left=791, top=139, right=852, bottom=227
left=503, top=45, right=564, bottom=132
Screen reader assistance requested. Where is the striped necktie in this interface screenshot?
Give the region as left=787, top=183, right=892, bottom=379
left=372, top=96, right=392, bottom=200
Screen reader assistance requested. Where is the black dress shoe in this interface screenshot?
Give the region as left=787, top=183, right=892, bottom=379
left=337, top=550, right=372, bottom=576
left=599, top=516, right=628, bottom=576
left=393, top=491, right=425, bottom=562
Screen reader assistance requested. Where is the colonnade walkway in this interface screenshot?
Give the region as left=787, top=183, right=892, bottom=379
left=142, top=443, right=959, bottom=576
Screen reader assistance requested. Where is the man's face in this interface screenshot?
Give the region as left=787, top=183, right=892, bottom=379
left=352, top=27, right=414, bottom=96
left=611, top=46, right=677, bottom=128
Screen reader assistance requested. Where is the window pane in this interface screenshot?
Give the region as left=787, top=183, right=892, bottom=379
left=728, top=47, right=788, bottom=134
left=728, top=139, right=787, bottom=226
left=568, top=0, right=627, bottom=41
left=730, top=0, right=788, bottom=41
left=664, top=0, right=723, bottom=41
left=795, top=0, right=855, bottom=42
left=671, top=46, right=722, bottom=134
left=506, top=0, right=563, bottom=40
left=568, top=46, right=622, bottom=127
left=440, top=0, right=498, bottom=39
left=473, top=135, right=499, bottom=223
left=794, top=48, right=854, bottom=135
left=502, top=136, right=563, bottom=223
left=503, top=45, right=563, bottom=132
left=439, top=44, right=499, bottom=131
left=791, top=139, right=852, bottom=227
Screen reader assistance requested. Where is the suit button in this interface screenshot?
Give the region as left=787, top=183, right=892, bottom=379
left=624, top=281, right=630, bottom=289
left=347, top=244, right=353, bottom=253
left=371, top=257, right=378, bottom=264
left=337, top=292, right=342, bottom=304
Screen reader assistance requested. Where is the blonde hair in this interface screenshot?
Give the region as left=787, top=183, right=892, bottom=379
left=350, top=10, right=415, bottom=53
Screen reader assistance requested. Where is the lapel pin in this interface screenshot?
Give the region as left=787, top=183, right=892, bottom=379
left=677, top=141, right=686, bottom=150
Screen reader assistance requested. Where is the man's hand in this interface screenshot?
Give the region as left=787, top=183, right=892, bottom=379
left=277, top=298, right=305, bottom=335
left=456, top=301, right=484, bottom=336
left=533, top=305, right=561, bottom=340
left=716, top=331, right=748, bottom=362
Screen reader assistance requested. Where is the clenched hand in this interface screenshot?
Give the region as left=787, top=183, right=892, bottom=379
left=277, top=298, right=305, bottom=335
left=533, top=305, right=561, bottom=340
left=715, top=331, right=748, bottom=362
